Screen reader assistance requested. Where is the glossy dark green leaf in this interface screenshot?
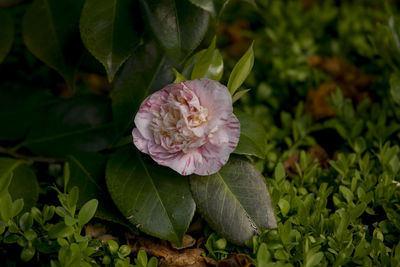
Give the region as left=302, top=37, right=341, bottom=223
left=8, top=164, right=39, bottom=211
left=190, top=157, right=277, bottom=245
left=233, top=111, right=268, bottom=158
left=189, top=0, right=231, bottom=17
left=106, top=146, right=196, bottom=245
left=0, top=88, right=52, bottom=141
left=67, top=153, right=131, bottom=227
left=112, top=40, right=176, bottom=135
left=22, top=0, right=84, bottom=89
left=227, top=42, right=254, bottom=95
left=23, top=96, right=114, bottom=157
left=80, top=0, right=142, bottom=81
left=139, top=0, right=209, bottom=58
left=0, top=10, right=14, bottom=64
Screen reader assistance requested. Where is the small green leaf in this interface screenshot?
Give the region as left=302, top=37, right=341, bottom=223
left=22, top=0, right=84, bottom=89
left=190, top=157, right=277, bottom=244
left=0, top=193, right=13, bottom=221
left=20, top=212, right=34, bottom=232
left=48, top=222, right=75, bottom=238
left=0, top=10, right=14, bottom=64
left=257, top=243, right=271, bottom=266
left=339, top=185, right=354, bottom=203
left=80, top=0, right=142, bottom=81
left=227, top=42, right=254, bottom=95
left=20, top=247, right=35, bottom=262
left=11, top=199, right=24, bottom=217
left=232, top=89, right=250, bottom=104
left=305, top=252, right=324, bottom=267
left=278, top=199, right=290, bottom=217
left=78, top=199, right=98, bottom=227
left=148, top=257, right=158, bottom=267
left=136, top=250, right=148, bottom=266
left=172, top=68, right=187, bottom=83
left=274, top=163, right=286, bottom=182
left=107, top=240, right=119, bottom=255
left=191, top=36, right=224, bottom=81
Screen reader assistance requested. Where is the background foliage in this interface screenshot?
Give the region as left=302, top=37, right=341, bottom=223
left=0, top=0, right=400, bottom=266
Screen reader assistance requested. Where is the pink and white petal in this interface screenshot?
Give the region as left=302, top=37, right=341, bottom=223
left=225, top=113, right=240, bottom=149
left=152, top=150, right=202, bottom=176
left=183, top=79, right=233, bottom=131
left=194, top=151, right=230, bottom=175
left=132, top=128, right=149, bottom=154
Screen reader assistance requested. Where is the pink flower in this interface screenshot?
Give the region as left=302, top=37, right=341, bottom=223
left=132, top=78, right=240, bottom=176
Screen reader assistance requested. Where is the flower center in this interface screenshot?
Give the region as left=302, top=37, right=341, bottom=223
left=150, top=90, right=209, bottom=153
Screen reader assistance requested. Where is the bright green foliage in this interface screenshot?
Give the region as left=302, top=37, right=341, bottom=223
left=227, top=42, right=254, bottom=95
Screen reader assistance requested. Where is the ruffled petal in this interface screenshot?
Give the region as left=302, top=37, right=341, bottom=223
left=183, top=79, right=233, bottom=132
left=132, top=128, right=149, bottom=154
left=195, top=113, right=240, bottom=175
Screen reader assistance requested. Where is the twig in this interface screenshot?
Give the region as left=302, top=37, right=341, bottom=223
left=0, top=146, right=64, bottom=164
left=0, top=0, right=25, bottom=8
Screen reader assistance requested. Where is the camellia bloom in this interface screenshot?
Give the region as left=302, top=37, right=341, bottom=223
left=132, top=78, right=240, bottom=176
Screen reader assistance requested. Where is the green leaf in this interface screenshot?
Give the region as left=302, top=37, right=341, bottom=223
left=106, top=146, right=195, bottom=245
left=20, top=247, right=35, bottom=262
left=278, top=199, right=290, bottom=217
left=8, top=164, right=39, bottom=211
left=139, top=0, right=209, bottom=58
left=305, top=252, right=324, bottom=267
left=23, top=96, right=114, bottom=157
left=172, top=68, right=187, bottom=83
left=0, top=10, right=14, bottom=64
left=67, top=153, right=128, bottom=226
left=232, top=89, right=250, bottom=104
left=227, top=42, right=254, bottom=95
left=189, top=0, right=231, bottom=17
left=22, top=0, right=84, bottom=89
left=48, top=222, right=75, bottom=238
left=233, top=111, right=268, bottom=158
left=191, top=36, right=216, bottom=80
left=390, top=72, right=400, bottom=104
left=274, top=163, right=286, bottom=182
left=78, top=199, right=98, bottom=227
left=0, top=193, right=12, bottom=221
left=0, top=89, right=53, bottom=141
left=80, top=0, right=142, bottom=81
left=339, top=185, right=354, bottom=203
left=190, top=157, right=277, bottom=244
left=112, top=40, right=176, bottom=135
left=0, top=158, right=24, bottom=195
left=256, top=243, right=271, bottom=266
left=11, top=199, right=24, bottom=217
left=191, top=37, right=224, bottom=81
